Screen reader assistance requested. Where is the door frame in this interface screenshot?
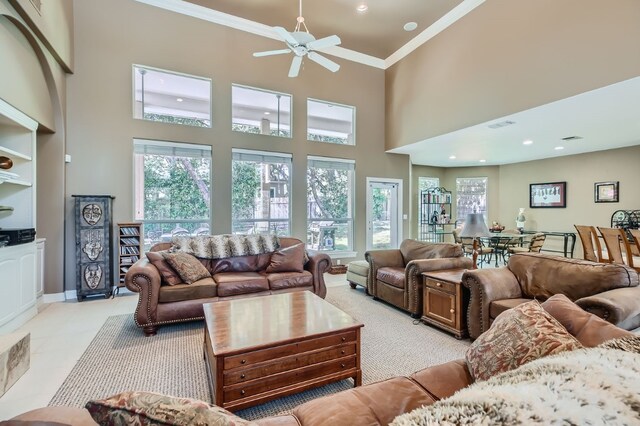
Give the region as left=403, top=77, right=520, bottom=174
left=366, top=177, right=403, bottom=250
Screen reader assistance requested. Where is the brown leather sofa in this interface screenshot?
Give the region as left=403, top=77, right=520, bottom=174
left=124, top=237, right=330, bottom=335
left=463, top=252, right=640, bottom=339
left=365, top=239, right=472, bottom=317
left=13, top=295, right=633, bottom=425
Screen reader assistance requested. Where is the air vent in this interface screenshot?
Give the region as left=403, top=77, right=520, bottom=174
left=488, top=120, right=515, bottom=129
left=561, top=136, right=583, bottom=141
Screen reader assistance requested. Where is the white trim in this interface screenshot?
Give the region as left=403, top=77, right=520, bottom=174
left=134, top=0, right=482, bottom=70
left=365, top=177, right=403, bottom=250
left=133, top=138, right=212, bottom=152
left=384, top=0, right=485, bottom=68
left=232, top=148, right=292, bottom=159
left=307, top=155, right=355, bottom=164
left=42, top=292, right=66, bottom=303
left=316, top=251, right=358, bottom=259
left=65, top=289, right=77, bottom=300
left=0, top=98, right=38, bottom=130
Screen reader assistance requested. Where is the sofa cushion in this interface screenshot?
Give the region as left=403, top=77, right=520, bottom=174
left=377, top=267, right=405, bottom=289
left=214, top=272, right=269, bottom=297
left=410, top=359, right=472, bottom=401
left=489, top=298, right=531, bottom=319
left=164, top=252, right=211, bottom=284
left=85, top=390, right=251, bottom=425
left=400, top=240, right=463, bottom=263
left=158, top=277, right=217, bottom=303
left=266, top=243, right=306, bottom=273
left=347, top=260, right=370, bottom=276
left=465, top=300, right=582, bottom=381
left=508, top=252, right=639, bottom=301
left=293, top=377, right=436, bottom=426
left=267, top=271, right=313, bottom=290
left=146, top=251, right=182, bottom=286
left=542, top=294, right=634, bottom=347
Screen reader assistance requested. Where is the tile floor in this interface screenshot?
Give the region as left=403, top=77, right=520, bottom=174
left=0, top=273, right=349, bottom=420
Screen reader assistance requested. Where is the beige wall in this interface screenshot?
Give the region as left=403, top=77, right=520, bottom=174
left=65, top=0, right=410, bottom=291
left=386, top=0, right=640, bottom=150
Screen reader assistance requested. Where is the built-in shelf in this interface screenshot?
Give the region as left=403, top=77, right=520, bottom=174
left=1, top=179, right=31, bottom=187
left=0, top=146, right=31, bottom=161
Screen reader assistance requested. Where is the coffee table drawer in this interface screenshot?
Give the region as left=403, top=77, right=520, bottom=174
left=225, top=343, right=356, bottom=385
left=224, top=356, right=357, bottom=403
left=224, top=331, right=356, bottom=370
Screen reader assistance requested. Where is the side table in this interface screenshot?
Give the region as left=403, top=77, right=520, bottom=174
left=421, top=269, right=469, bottom=339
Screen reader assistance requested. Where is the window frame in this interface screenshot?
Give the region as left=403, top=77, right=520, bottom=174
left=455, top=176, right=489, bottom=226
left=231, top=84, right=293, bottom=139
left=307, top=98, right=356, bottom=146
left=132, top=64, right=212, bottom=128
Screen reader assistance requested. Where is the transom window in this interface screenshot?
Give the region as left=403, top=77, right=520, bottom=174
left=133, top=139, right=211, bottom=250
left=231, top=149, right=292, bottom=236
left=133, top=65, right=211, bottom=128
left=307, top=99, right=355, bottom=145
left=231, top=85, right=292, bottom=138
left=307, top=156, right=355, bottom=252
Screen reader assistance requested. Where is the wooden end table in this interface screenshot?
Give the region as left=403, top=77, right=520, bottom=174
left=203, top=292, right=363, bottom=411
left=421, top=269, right=469, bottom=339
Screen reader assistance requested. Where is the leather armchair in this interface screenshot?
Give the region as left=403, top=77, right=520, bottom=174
left=463, top=252, right=640, bottom=339
left=365, top=239, right=472, bottom=317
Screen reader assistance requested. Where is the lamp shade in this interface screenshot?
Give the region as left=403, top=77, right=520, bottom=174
left=459, top=213, right=491, bottom=238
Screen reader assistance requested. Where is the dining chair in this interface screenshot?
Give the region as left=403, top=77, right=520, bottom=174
left=460, top=236, right=493, bottom=267
left=507, top=233, right=546, bottom=255
left=628, top=229, right=640, bottom=256
left=574, top=225, right=604, bottom=262
left=596, top=227, right=637, bottom=271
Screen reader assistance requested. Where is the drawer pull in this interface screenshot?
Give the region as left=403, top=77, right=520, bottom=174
left=240, top=359, right=246, bottom=364
left=240, top=390, right=245, bottom=396
left=240, top=374, right=245, bottom=379
left=436, top=282, right=442, bottom=287
left=341, top=363, right=345, bottom=368
left=341, top=337, right=346, bottom=342
left=450, top=309, right=455, bottom=313
left=341, top=350, right=345, bottom=355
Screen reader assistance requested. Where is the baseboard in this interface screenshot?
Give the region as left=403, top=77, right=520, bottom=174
left=42, top=292, right=66, bottom=303
left=65, top=290, right=77, bottom=300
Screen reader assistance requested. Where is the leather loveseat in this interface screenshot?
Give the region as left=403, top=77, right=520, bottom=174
left=365, top=239, right=472, bottom=317
left=463, top=252, right=640, bottom=339
left=13, top=295, right=633, bottom=425
left=124, top=236, right=330, bottom=336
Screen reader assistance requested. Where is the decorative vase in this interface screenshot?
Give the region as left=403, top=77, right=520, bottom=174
left=0, top=156, right=13, bottom=170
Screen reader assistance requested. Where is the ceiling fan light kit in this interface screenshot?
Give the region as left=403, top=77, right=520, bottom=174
left=252, top=0, right=342, bottom=78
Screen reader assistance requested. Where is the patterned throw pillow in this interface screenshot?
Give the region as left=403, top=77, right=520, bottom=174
left=266, top=243, right=306, bottom=273
left=164, top=252, right=211, bottom=284
left=145, top=251, right=182, bottom=286
left=86, top=391, right=251, bottom=425
left=465, top=300, right=583, bottom=381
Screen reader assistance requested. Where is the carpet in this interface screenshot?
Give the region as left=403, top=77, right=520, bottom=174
left=49, top=286, right=469, bottom=420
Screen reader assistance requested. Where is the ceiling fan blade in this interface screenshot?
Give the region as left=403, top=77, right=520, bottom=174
left=307, top=52, right=340, bottom=73
left=306, top=35, right=341, bottom=51
left=273, top=26, right=299, bottom=46
left=288, top=56, right=303, bottom=78
left=253, top=49, right=292, bottom=57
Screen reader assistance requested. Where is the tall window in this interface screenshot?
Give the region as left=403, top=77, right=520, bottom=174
left=133, top=65, right=211, bottom=128
left=307, top=156, right=355, bottom=252
left=231, top=149, right=292, bottom=235
left=418, top=177, right=439, bottom=220
left=307, top=99, right=355, bottom=145
left=456, top=177, right=488, bottom=226
left=231, top=85, right=292, bottom=138
left=133, top=139, right=211, bottom=250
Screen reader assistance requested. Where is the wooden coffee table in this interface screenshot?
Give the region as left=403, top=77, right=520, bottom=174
left=203, top=291, right=363, bottom=411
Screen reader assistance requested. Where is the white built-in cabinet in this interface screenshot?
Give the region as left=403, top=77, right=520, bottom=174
left=0, top=98, right=38, bottom=333
left=36, top=238, right=45, bottom=298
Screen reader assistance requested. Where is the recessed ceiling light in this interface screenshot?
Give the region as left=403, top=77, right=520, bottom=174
left=479, top=159, right=486, bottom=163
left=403, top=22, right=418, bottom=32
left=449, top=155, right=456, bottom=160
left=523, top=140, right=533, bottom=145
left=356, top=3, right=368, bottom=13
left=176, top=98, right=183, bottom=102
left=554, top=146, right=564, bottom=150
left=264, top=112, right=270, bottom=115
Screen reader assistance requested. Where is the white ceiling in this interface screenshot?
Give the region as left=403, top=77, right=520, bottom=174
left=389, top=76, right=640, bottom=167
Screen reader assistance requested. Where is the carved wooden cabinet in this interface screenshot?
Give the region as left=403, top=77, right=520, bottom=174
left=73, top=195, right=114, bottom=301
left=421, top=269, right=468, bottom=339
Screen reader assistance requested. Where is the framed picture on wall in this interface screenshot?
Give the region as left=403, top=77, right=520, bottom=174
left=594, top=181, right=619, bottom=203
left=529, top=182, right=566, bottom=208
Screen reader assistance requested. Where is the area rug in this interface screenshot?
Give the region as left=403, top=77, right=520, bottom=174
left=49, top=286, right=469, bottom=420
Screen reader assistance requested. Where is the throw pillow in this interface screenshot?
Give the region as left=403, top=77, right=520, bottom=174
left=164, top=252, right=211, bottom=284
left=145, top=251, right=182, bottom=286
left=465, top=300, right=583, bottom=381
left=266, top=243, right=306, bottom=273
left=86, top=391, right=251, bottom=425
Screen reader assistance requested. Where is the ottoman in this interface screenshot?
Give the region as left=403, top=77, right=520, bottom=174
left=347, top=260, right=369, bottom=293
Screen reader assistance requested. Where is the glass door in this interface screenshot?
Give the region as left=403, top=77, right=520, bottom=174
left=366, top=178, right=402, bottom=250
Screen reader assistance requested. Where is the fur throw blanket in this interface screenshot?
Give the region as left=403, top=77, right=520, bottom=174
left=392, top=336, right=640, bottom=425
left=171, top=234, right=280, bottom=259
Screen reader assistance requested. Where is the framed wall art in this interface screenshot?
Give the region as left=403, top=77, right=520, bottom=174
left=529, top=182, right=566, bottom=208
left=594, top=181, right=619, bottom=203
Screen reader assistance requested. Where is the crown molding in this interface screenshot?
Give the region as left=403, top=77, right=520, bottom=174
left=135, top=0, right=483, bottom=71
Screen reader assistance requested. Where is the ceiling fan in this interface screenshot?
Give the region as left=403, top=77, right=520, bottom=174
left=253, top=0, right=342, bottom=78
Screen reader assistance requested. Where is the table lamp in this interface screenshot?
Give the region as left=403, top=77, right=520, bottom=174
left=459, top=213, right=491, bottom=269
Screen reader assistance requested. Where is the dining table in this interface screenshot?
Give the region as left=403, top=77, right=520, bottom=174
left=481, top=232, right=526, bottom=267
